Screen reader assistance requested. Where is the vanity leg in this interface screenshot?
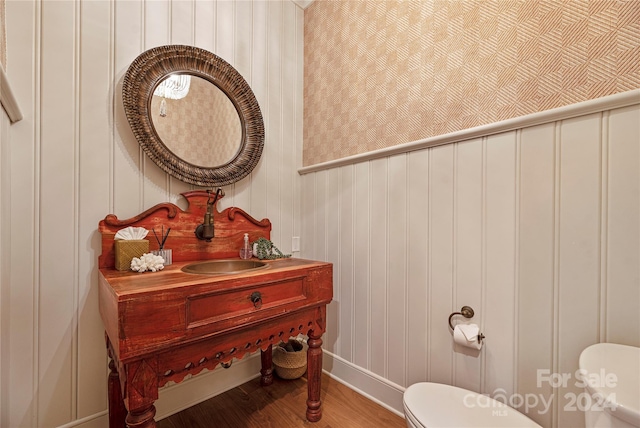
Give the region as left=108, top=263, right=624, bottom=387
left=108, top=352, right=126, bottom=428
left=306, top=332, right=323, bottom=422
left=122, top=358, right=159, bottom=428
left=260, top=344, right=273, bottom=386
left=125, top=404, right=156, bottom=428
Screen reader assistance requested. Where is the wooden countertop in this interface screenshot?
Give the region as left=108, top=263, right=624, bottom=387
left=99, top=257, right=331, bottom=297
left=99, top=256, right=333, bottom=361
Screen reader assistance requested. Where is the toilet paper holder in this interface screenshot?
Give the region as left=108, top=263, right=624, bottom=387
left=448, top=306, right=485, bottom=342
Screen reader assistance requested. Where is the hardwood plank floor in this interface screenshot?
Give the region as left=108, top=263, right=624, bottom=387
left=158, top=373, right=406, bottom=428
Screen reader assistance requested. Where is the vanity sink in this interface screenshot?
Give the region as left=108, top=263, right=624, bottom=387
left=181, top=259, right=268, bottom=275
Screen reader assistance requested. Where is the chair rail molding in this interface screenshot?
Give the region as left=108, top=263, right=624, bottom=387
left=299, top=89, right=640, bottom=174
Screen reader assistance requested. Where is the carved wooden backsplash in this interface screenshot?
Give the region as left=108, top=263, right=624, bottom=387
left=98, top=191, right=271, bottom=269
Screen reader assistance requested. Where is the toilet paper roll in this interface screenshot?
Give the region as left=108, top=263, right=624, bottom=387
left=453, top=324, right=483, bottom=350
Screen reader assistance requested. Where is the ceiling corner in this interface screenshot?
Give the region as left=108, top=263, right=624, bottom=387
left=292, top=0, right=314, bottom=10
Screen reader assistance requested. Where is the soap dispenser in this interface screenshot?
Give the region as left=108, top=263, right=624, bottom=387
left=239, top=233, right=253, bottom=259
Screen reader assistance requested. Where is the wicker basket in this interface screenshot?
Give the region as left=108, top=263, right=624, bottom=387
left=273, top=340, right=308, bottom=380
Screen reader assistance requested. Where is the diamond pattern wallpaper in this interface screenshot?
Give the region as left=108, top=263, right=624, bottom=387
left=303, top=0, right=640, bottom=166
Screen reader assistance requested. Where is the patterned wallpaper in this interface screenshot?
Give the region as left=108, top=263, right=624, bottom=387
left=151, top=76, right=241, bottom=167
left=303, top=0, right=640, bottom=166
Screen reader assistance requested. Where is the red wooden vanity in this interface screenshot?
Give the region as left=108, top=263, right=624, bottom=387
left=98, top=191, right=333, bottom=428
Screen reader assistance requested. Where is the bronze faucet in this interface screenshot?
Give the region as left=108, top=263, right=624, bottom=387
left=195, top=188, right=224, bottom=242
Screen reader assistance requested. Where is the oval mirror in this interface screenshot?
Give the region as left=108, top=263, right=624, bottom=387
left=122, top=45, right=264, bottom=187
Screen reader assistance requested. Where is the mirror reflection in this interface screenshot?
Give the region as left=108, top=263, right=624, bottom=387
left=150, top=75, right=242, bottom=168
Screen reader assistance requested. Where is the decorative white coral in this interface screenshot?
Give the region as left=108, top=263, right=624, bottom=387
left=130, top=253, right=165, bottom=272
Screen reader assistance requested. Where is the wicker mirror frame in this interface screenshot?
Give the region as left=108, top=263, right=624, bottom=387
left=122, top=45, right=264, bottom=187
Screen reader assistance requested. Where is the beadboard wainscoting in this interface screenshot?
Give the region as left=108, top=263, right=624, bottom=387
left=1, top=1, right=303, bottom=427
left=300, top=94, right=640, bottom=428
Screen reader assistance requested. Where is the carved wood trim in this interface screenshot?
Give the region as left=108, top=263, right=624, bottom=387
left=98, top=191, right=271, bottom=268
left=103, top=204, right=178, bottom=226
left=227, top=207, right=271, bottom=227
left=127, top=358, right=159, bottom=410
left=156, top=309, right=326, bottom=387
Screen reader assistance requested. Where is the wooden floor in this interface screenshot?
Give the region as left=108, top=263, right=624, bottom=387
left=158, top=373, right=406, bottom=428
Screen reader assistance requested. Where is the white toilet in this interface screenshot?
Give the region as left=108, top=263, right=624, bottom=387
left=403, top=382, right=541, bottom=428
left=579, top=343, right=640, bottom=428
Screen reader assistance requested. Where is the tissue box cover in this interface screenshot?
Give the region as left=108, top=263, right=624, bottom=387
left=114, top=239, right=149, bottom=271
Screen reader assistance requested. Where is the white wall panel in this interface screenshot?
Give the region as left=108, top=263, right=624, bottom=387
left=483, top=132, right=517, bottom=398
left=77, top=0, right=113, bottom=419
left=312, top=170, right=327, bottom=261
left=300, top=171, right=315, bottom=257
left=278, top=0, right=298, bottom=255
left=265, top=1, right=284, bottom=246
left=145, top=0, right=170, bottom=49
left=517, top=123, right=555, bottom=428
left=142, top=0, right=172, bottom=208
left=427, top=144, right=454, bottom=385
left=453, top=139, right=483, bottom=393
left=353, top=161, right=370, bottom=369
left=369, top=158, right=388, bottom=377
left=5, top=0, right=38, bottom=424
left=406, top=149, right=429, bottom=387
left=606, top=106, right=640, bottom=346
left=195, top=0, right=215, bottom=53
left=215, top=1, right=234, bottom=62
left=325, top=168, right=341, bottom=354
left=2, top=1, right=305, bottom=426
left=234, top=1, right=252, bottom=80
left=339, top=165, right=355, bottom=362
left=39, top=1, right=76, bottom=424
left=557, top=114, right=602, bottom=428
left=249, top=0, right=268, bottom=220
left=113, top=0, right=143, bottom=218
left=387, top=154, right=407, bottom=386
left=171, top=0, right=195, bottom=46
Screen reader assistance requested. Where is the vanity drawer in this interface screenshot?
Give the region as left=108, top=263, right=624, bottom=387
left=186, top=277, right=307, bottom=329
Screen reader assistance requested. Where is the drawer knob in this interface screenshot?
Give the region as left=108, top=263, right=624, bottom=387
left=250, top=291, right=262, bottom=309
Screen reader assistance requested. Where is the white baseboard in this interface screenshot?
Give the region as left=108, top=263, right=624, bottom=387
left=322, top=350, right=406, bottom=418
left=56, top=411, right=108, bottom=428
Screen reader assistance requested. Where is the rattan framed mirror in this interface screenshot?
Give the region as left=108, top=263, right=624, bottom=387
left=122, top=45, right=264, bottom=187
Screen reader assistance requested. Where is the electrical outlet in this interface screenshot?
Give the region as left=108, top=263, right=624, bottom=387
left=292, top=236, right=300, bottom=252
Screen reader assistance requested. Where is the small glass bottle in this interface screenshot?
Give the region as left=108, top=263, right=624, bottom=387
left=239, top=233, right=253, bottom=259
